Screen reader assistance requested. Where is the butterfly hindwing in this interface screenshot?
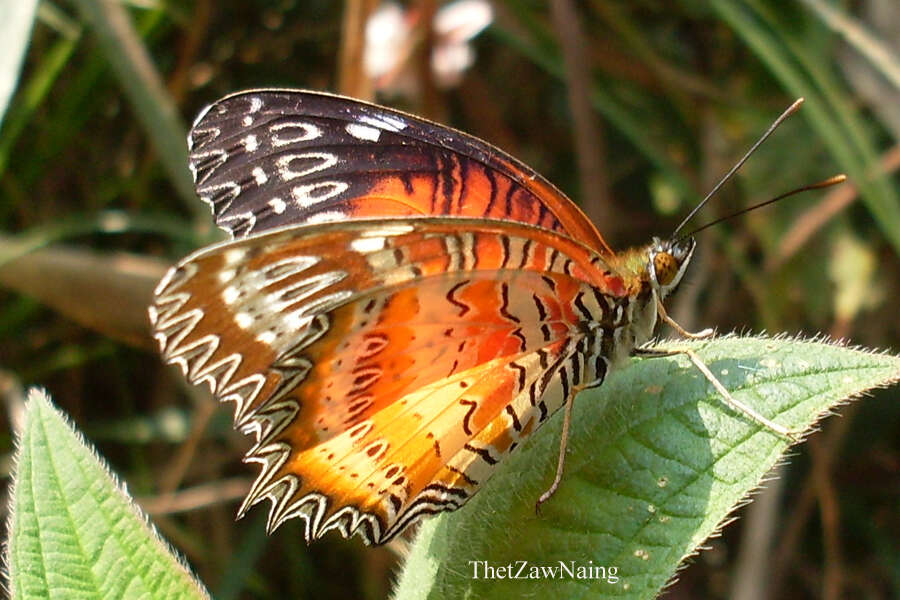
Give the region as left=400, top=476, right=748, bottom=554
left=188, top=89, right=610, bottom=254
left=150, top=218, right=627, bottom=543
left=271, top=335, right=602, bottom=544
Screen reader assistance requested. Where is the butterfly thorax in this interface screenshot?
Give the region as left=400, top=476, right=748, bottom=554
left=589, top=235, right=696, bottom=370
left=604, top=236, right=695, bottom=298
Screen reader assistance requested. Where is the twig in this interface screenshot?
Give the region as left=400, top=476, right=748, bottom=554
left=549, top=0, right=612, bottom=229
left=138, top=476, right=252, bottom=515
left=338, top=0, right=377, bottom=100
left=768, top=144, right=900, bottom=271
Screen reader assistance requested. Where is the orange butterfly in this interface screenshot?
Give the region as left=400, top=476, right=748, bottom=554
left=150, top=90, right=809, bottom=544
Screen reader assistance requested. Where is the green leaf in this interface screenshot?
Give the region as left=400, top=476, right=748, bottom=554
left=393, top=335, right=900, bottom=600
left=7, top=388, right=210, bottom=600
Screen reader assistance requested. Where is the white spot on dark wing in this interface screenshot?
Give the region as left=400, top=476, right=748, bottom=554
left=235, top=312, right=253, bottom=329
left=276, top=152, right=338, bottom=181
left=383, top=114, right=407, bottom=130
left=197, top=181, right=241, bottom=211
left=252, top=167, right=268, bottom=185
left=188, top=123, right=221, bottom=150
left=270, top=121, right=322, bottom=146
left=363, top=223, right=415, bottom=236
left=345, top=123, right=381, bottom=142
left=259, top=255, right=319, bottom=283
left=269, top=197, right=286, bottom=214
left=242, top=116, right=254, bottom=127
left=243, top=135, right=259, bottom=152
left=219, top=211, right=257, bottom=237
left=305, top=211, right=346, bottom=224
left=367, top=247, right=399, bottom=271
left=248, top=96, right=263, bottom=113
left=274, top=287, right=350, bottom=334
left=223, top=286, right=240, bottom=304
left=358, top=114, right=407, bottom=132
left=351, top=237, right=386, bottom=253
left=268, top=271, right=347, bottom=309
left=284, top=311, right=314, bottom=331
left=257, top=330, right=277, bottom=345
left=291, top=181, right=349, bottom=208
left=224, top=248, right=248, bottom=264
left=188, top=148, right=227, bottom=181
left=381, top=265, right=420, bottom=286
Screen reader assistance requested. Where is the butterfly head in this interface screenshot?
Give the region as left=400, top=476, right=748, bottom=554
left=647, top=236, right=695, bottom=299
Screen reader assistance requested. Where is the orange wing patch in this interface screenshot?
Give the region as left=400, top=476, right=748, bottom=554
left=253, top=334, right=603, bottom=543
left=150, top=218, right=625, bottom=543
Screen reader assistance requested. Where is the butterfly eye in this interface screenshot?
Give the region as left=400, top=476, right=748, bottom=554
left=653, top=251, right=679, bottom=286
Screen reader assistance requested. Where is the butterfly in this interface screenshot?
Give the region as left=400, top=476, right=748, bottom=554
left=149, top=89, right=774, bottom=545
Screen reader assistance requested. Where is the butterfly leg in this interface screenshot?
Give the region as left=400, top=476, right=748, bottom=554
left=656, top=297, right=714, bottom=339
left=634, top=346, right=799, bottom=441
left=535, top=388, right=576, bottom=515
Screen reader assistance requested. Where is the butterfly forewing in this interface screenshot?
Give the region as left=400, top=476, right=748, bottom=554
left=188, top=89, right=610, bottom=254
left=150, top=218, right=631, bottom=543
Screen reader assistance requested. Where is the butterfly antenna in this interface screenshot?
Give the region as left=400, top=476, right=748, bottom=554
left=672, top=98, right=806, bottom=237
left=682, top=174, right=847, bottom=238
